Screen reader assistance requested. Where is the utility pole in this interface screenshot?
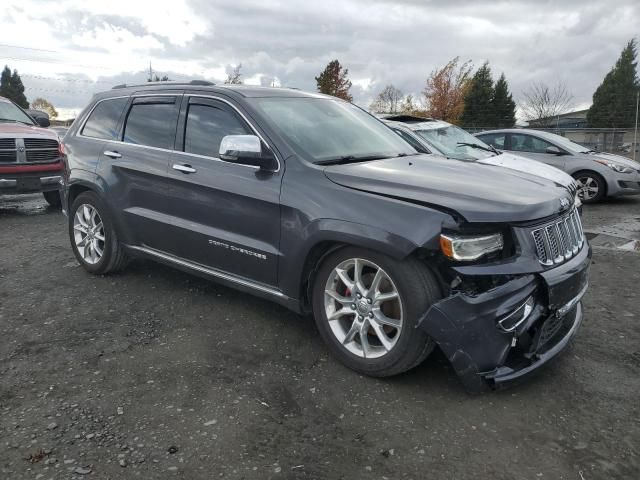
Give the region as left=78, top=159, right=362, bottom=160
left=148, top=62, right=153, bottom=82
left=634, top=90, right=639, bottom=162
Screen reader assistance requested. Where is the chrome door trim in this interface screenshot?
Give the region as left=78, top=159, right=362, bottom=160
left=103, top=150, right=122, bottom=159
left=127, top=245, right=286, bottom=298
left=75, top=92, right=282, bottom=173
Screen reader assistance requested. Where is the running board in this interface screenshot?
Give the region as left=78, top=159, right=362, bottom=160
left=127, top=245, right=286, bottom=299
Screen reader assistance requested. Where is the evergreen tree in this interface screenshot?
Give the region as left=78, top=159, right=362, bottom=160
left=587, top=39, right=639, bottom=128
left=461, top=62, right=494, bottom=127
left=0, top=66, right=29, bottom=108
left=315, top=60, right=353, bottom=102
left=0, top=66, right=13, bottom=100
left=491, top=73, right=516, bottom=127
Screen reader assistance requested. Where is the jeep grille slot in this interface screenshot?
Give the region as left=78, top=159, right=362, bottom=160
left=531, top=209, right=584, bottom=266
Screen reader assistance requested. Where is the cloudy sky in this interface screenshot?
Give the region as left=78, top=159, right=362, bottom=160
left=1, top=0, right=638, bottom=119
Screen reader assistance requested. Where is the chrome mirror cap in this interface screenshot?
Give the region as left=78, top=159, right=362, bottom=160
left=219, top=135, right=261, bottom=161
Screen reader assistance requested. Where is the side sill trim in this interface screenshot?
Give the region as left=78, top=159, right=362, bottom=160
left=127, top=245, right=286, bottom=298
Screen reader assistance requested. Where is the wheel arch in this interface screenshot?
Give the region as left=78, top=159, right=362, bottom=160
left=572, top=169, right=608, bottom=198
left=289, top=220, right=441, bottom=313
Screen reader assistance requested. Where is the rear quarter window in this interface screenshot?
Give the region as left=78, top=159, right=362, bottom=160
left=81, top=98, right=128, bottom=140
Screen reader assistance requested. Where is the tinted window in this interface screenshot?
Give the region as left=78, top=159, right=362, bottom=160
left=123, top=101, right=178, bottom=149
left=81, top=98, right=128, bottom=140
left=510, top=133, right=554, bottom=154
left=478, top=133, right=506, bottom=149
left=184, top=103, right=251, bottom=157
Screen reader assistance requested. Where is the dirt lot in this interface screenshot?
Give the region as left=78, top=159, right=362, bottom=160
left=1, top=194, right=639, bottom=480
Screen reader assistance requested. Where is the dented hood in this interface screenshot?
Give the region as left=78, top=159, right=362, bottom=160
left=324, top=154, right=573, bottom=223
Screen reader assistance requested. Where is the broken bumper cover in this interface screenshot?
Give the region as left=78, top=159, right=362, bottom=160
left=418, top=244, right=591, bottom=391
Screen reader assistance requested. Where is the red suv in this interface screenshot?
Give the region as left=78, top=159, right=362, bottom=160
left=0, top=96, right=63, bottom=207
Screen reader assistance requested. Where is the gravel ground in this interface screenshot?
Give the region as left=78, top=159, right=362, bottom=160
left=1, top=193, right=639, bottom=480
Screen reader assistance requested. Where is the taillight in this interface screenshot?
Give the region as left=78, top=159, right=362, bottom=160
left=58, top=142, right=66, bottom=156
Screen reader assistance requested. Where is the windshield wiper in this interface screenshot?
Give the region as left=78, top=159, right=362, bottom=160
left=456, top=142, right=497, bottom=154
left=316, top=154, right=397, bottom=166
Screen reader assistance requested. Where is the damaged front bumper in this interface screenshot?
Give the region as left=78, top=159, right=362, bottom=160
left=418, top=243, right=591, bottom=392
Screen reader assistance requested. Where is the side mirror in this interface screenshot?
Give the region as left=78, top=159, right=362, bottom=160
left=219, top=135, right=277, bottom=170
left=545, top=146, right=563, bottom=155
left=35, top=116, right=50, bottom=128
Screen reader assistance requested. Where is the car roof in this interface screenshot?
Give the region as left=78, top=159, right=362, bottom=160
left=476, top=128, right=566, bottom=142
left=96, top=82, right=329, bottom=101
left=382, top=116, right=453, bottom=132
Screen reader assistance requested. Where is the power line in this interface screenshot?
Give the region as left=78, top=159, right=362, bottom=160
left=0, top=43, right=59, bottom=53
left=22, top=74, right=114, bottom=84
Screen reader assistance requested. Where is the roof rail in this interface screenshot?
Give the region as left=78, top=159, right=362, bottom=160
left=112, top=80, right=215, bottom=89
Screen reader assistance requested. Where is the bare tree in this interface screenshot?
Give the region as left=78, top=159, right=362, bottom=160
left=369, top=84, right=404, bottom=113
left=422, top=57, right=473, bottom=124
left=225, top=64, right=243, bottom=85
left=519, top=81, right=574, bottom=126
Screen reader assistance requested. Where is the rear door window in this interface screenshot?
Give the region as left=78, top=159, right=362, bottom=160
left=123, top=97, right=179, bottom=150
left=81, top=97, right=128, bottom=140
left=183, top=100, right=251, bottom=158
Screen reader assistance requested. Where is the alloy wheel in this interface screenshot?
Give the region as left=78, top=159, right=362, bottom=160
left=73, top=204, right=105, bottom=265
left=576, top=175, right=599, bottom=201
left=324, top=258, right=403, bottom=359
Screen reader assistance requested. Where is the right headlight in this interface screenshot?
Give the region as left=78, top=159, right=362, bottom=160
left=439, top=233, right=504, bottom=261
left=593, top=159, right=634, bottom=174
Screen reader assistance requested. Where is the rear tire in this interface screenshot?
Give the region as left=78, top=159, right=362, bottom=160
left=69, top=191, right=128, bottom=275
left=43, top=190, right=62, bottom=208
left=311, top=247, right=441, bottom=377
left=573, top=170, right=606, bottom=203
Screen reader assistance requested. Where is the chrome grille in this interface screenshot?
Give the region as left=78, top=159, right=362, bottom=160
left=531, top=209, right=584, bottom=266
left=24, top=138, right=58, bottom=149
left=0, top=138, right=16, bottom=149
left=0, top=138, right=17, bottom=163
left=24, top=138, right=60, bottom=163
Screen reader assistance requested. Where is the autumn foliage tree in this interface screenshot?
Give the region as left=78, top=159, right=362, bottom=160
left=422, top=57, right=472, bottom=124
left=315, top=60, right=353, bottom=101
left=30, top=97, right=58, bottom=119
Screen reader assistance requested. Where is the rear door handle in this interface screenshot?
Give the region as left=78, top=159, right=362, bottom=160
left=173, top=163, right=197, bottom=174
left=103, top=150, right=122, bottom=159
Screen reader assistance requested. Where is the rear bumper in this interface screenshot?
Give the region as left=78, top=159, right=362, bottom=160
left=418, top=243, right=591, bottom=392
left=0, top=162, right=63, bottom=195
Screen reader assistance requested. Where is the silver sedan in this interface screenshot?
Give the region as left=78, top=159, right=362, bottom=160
left=476, top=129, right=640, bottom=203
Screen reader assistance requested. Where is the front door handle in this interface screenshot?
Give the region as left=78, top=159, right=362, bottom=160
left=173, top=163, right=197, bottom=174
left=103, top=150, right=122, bottom=159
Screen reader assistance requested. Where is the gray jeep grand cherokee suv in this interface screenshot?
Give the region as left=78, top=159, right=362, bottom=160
left=61, top=81, right=591, bottom=391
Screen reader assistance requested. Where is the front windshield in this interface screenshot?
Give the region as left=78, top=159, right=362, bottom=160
left=0, top=100, right=35, bottom=125
left=540, top=133, right=591, bottom=154
left=250, top=97, right=416, bottom=163
left=414, top=125, right=493, bottom=160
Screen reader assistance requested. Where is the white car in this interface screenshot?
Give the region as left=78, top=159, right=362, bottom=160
left=381, top=115, right=577, bottom=194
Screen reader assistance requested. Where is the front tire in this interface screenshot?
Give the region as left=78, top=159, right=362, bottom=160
left=69, top=191, right=128, bottom=274
left=312, top=247, right=441, bottom=377
left=43, top=190, right=62, bottom=208
left=573, top=170, right=606, bottom=203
